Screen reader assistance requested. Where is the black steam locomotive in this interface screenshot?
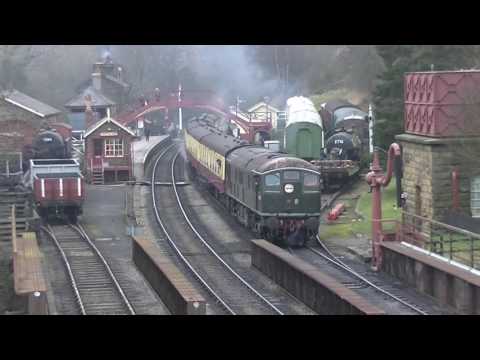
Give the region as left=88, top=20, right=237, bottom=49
left=23, top=127, right=72, bottom=171
left=31, top=129, right=71, bottom=159
left=320, top=100, right=369, bottom=161
left=325, top=130, right=362, bottom=161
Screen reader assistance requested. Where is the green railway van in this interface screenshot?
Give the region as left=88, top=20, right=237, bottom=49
left=284, top=96, right=324, bottom=161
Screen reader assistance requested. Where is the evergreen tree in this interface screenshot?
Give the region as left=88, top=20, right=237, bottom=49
left=373, top=45, right=480, bottom=151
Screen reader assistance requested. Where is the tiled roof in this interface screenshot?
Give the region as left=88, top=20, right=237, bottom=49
left=64, top=86, right=116, bottom=108
left=84, top=116, right=135, bottom=138
left=1, top=89, right=61, bottom=117
left=104, top=74, right=130, bottom=88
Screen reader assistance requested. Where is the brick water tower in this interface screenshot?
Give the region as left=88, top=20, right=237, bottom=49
left=396, top=70, right=480, bottom=232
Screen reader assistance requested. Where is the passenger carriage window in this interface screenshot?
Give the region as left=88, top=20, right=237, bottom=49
left=265, top=173, right=281, bottom=191
left=283, top=171, right=300, bottom=181
left=303, top=173, right=320, bottom=191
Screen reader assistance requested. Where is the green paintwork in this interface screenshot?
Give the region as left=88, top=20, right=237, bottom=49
left=259, top=171, right=321, bottom=215
left=284, top=122, right=323, bottom=161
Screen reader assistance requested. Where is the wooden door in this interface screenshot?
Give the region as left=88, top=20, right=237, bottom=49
left=93, top=139, right=103, bottom=156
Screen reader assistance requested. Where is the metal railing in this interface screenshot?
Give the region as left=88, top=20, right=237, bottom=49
left=244, top=111, right=272, bottom=123
left=0, top=153, right=23, bottom=186
left=398, top=212, right=480, bottom=270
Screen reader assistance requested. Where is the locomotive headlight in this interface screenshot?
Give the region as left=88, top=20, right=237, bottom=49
left=294, top=199, right=299, bottom=205
left=284, top=184, right=294, bottom=193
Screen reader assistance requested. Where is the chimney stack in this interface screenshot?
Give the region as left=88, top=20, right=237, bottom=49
left=92, top=72, right=102, bottom=91
left=84, top=95, right=96, bottom=129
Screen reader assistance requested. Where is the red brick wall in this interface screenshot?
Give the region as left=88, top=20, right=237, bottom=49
left=0, top=119, right=38, bottom=152
left=85, top=121, right=133, bottom=177
left=0, top=99, right=64, bottom=152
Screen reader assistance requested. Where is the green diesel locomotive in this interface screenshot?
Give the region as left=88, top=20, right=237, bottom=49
left=185, top=116, right=321, bottom=247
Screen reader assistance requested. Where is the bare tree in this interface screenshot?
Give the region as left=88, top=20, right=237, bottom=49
left=0, top=45, right=52, bottom=91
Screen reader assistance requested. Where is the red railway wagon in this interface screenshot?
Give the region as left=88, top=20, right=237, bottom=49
left=28, top=159, right=84, bottom=220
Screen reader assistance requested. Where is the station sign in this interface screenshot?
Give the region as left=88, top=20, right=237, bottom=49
left=100, top=131, right=118, bottom=137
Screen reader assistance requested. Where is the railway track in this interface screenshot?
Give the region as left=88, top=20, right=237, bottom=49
left=287, top=240, right=429, bottom=314
left=41, top=223, right=135, bottom=315
left=310, top=236, right=428, bottom=314
left=289, top=180, right=429, bottom=314
left=151, top=142, right=284, bottom=315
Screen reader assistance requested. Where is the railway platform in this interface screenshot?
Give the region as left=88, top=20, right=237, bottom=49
left=12, top=232, right=49, bottom=314
left=81, top=184, right=170, bottom=314
left=132, top=135, right=169, bottom=182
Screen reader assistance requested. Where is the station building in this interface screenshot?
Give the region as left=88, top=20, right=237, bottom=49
left=65, top=55, right=131, bottom=138
left=84, top=115, right=135, bottom=184
left=247, top=101, right=284, bottom=129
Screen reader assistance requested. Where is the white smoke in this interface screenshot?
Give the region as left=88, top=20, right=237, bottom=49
left=190, top=45, right=286, bottom=107
left=100, top=48, right=112, bottom=62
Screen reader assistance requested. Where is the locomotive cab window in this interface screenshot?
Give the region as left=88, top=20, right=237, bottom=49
left=283, top=170, right=300, bottom=181
left=303, top=173, right=320, bottom=192
left=264, top=172, right=281, bottom=191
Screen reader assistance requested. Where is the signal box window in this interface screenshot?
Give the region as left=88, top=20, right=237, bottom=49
left=265, top=172, right=281, bottom=191
left=105, top=139, right=124, bottom=157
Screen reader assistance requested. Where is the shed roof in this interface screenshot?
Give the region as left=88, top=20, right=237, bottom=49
left=1, top=89, right=62, bottom=118
left=104, top=74, right=130, bottom=88
left=84, top=116, right=136, bottom=138
left=64, top=86, right=115, bottom=108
